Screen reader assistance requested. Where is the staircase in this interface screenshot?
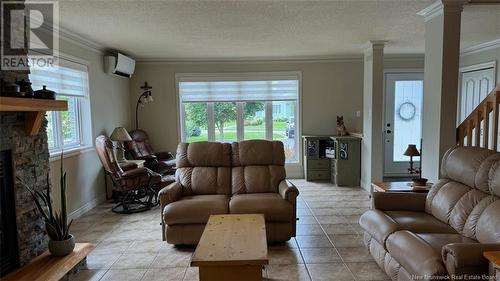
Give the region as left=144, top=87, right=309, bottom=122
left=457, top=85, right=500, bottom=150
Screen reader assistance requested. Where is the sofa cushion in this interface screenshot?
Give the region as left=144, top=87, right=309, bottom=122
left=175, top=142, right=232, bottom=196
left=230, top=140, right=286, bottom=194
left=440, top=146, right=496, bottom=189
left=231, top=140, right=285, bottom=166
left=163, top=195, right=229, bottom=225
left=385, top=211, right=457, bottom=234
left=232, top=166, right=285, bottom=194
left=176, top=142, right=232, bottom=167
left=359, top=209, right=399, bottom=246
left=475, top=199, right=500, bottom=243
left=386, top=230, right=447, bottom=278
left=229, top=193, right=293, bottom=222
left=425, top=181, right=471, bottom=224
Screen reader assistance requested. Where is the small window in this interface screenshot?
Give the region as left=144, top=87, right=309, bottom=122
left=29, top=58, right=92, bottom=156
left=177, top=72, right=301, bottom=163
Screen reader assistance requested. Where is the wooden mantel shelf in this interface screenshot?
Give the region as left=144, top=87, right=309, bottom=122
left=2, top=243, right=95, bottom=281
left=0, top=97, right=67, bottom=136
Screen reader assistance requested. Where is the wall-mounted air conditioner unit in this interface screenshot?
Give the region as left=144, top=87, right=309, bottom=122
left=104, top=53, right=135, bottom=78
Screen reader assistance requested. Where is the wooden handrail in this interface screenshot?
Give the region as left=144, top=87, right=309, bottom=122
left=457, top=85, right=500, bottom=150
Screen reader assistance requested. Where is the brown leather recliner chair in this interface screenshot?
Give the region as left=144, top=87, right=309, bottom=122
left=126, top=129, right=176, bottom=175
left=158, top=140, right=299, bottom=245
left=96, top=135, right=162, bottom=213
left=360, top=146, right=500, bottom=281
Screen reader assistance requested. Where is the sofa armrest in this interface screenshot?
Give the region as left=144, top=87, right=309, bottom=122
left=442, top=243, right=500, bottom=275
left=279, top=180, right=299, bottom=203
left=372, top=192, right=426, bottom=211
left=159, top=181, right=182, bottom=211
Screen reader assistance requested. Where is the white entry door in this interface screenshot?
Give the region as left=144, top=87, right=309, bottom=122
left=384, top=73, right=424, bottom=176
left=459, top=67, right=496, bottom=124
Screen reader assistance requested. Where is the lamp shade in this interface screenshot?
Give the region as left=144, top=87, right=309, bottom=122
left=110, top=127, right=132, bottom=141
left=403, top=144, right=420, bottom=157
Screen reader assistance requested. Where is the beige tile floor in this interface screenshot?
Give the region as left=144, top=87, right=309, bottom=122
left=72, top=179, right=390, bottom=281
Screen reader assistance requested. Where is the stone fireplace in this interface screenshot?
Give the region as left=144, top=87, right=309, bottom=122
left=1, top=46, right=50, bottom=276
left=0, top=109, right=50, bottom=276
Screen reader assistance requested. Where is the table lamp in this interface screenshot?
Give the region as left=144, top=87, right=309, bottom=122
left=110, top=127, right=132, bottom=163
left=403, top=143, right=427, bottom=186
left=404, top=144, right=420, bottom=174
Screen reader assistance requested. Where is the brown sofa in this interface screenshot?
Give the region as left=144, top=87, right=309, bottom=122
left=360, top=146, right=500, bottom=281
left=158, top=140, right=299, bottom=245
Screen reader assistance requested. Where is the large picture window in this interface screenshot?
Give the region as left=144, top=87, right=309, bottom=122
left=29, top=58, right=92, bottom=156
left=178, top=72, right=300, bottom=163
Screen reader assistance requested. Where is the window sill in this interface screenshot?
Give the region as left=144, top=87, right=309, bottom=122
left=49, top=146, right=95, bottom=162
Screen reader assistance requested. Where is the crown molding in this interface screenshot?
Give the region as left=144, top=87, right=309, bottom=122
left=460, top=38, right=500, bottom=56
left=417, top=1, right=468, bottom=22
left=29, top=15, right=107, bottom=54
left=135, top=55, right=365, bottom=64
left=384, top=54, right=425, bottom=62
left=57, top=25, right=107, bottom=54
left=417, top=1, right=443, bottom=22
left=135, top=53, right=424, bottom=65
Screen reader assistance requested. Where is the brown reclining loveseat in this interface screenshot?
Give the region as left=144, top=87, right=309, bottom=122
left=360, top=146, right=500, bottom=280
left=158, top=140, right=299, bottom=245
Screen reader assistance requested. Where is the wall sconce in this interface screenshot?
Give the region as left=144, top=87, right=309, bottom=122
left=135, top=82, right=153, bottom=129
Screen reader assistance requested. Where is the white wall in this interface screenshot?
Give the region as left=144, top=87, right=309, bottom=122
left=130, top=57, right=424, bottom=179
left=130, top=60, right=365, bottom=178
left=49, top=38, right=130, bottom=218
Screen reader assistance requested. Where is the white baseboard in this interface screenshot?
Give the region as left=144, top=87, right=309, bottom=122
left=68, top=193, right=106, bottom=221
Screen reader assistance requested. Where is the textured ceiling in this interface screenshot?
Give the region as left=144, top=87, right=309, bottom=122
left=57, top=0, right=500, bottom=60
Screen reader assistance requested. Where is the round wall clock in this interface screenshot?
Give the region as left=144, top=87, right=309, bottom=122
left=398, top=102, right=416, bottom=121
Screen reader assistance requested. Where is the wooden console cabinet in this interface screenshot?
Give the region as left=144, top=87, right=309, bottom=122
left=303, top=135, right=361, bottom=186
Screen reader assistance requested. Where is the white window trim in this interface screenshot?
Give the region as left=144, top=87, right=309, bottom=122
left=175, top=71, right=302, bottom=165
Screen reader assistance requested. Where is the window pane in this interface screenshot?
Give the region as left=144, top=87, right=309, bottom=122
left=59, top=96, right=80, bottom=146
left=214, top=102, right=237, bottom=143
left=272, top=101, right=298, bottom=163
left=45, top=112, right=56, bottom=149
left=184, top=102, right=209, bottom=142
left=244, top=101, right=266, bottom=140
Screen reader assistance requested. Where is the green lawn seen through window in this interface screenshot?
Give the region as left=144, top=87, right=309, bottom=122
left=186, top=120, right=288, bottom=143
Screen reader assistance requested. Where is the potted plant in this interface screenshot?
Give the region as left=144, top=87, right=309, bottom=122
left=18, top=154, right=74, bottom=256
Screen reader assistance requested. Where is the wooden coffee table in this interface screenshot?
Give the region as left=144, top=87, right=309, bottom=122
left=372, top=181, right=432, bottom=193
left=191, top=214, right=268, bottom=281
left=484, top=251, right=500, bottom=280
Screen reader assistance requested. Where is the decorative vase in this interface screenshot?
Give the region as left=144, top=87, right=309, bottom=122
left=48, top=234, right=75, bottom=256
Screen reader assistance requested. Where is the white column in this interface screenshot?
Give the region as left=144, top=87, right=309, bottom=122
left=419, top=1, right=465, bottom=182
left=361, top=40, right=386, bottom=191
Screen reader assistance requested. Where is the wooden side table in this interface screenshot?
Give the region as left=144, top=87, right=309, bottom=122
left=372, top=181, right=432, bottom=193
left=484, top=251, right=500, bottom=281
